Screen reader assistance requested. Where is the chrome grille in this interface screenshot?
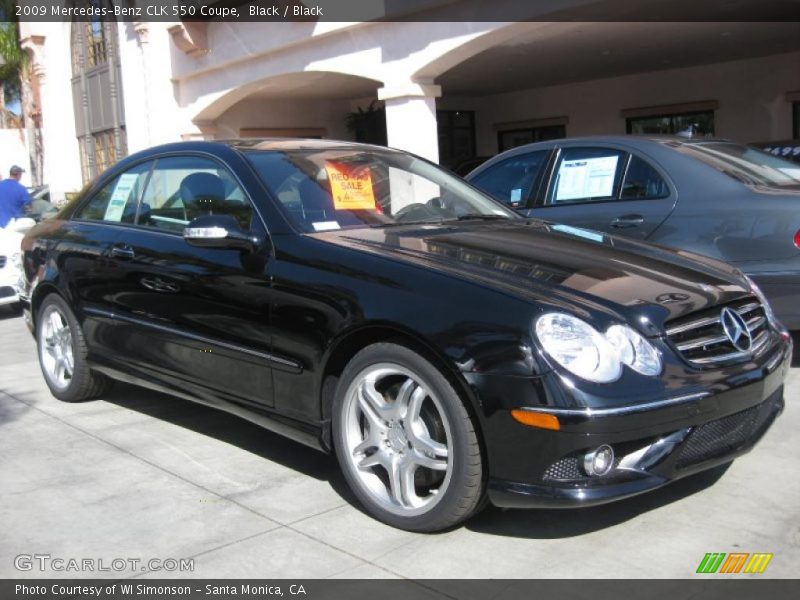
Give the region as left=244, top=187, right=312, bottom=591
left=665, top=297, right=771, bottom=366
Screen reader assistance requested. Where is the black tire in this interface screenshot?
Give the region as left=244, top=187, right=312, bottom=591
left=36, top=294, right=112, bottom=402
left=332, top=342, right=484, bottom=532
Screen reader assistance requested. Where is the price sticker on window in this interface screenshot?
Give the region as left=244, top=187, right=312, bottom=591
left=325, top=161, right=376, bottom=210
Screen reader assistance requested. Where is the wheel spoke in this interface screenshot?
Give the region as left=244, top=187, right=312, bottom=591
left=44, top=343, right=58, bottom=359
left=54, top=358, right=66, bottom=383
left=357, top=452, right=383, bottom=470
left=411, top=450, right=448, bottom=471
left=394, top=378, right=416, bottom=418
left=406, top=385, right=426, bottom=422
left=399, top=459, right=421, bottom=508
left=386, top=456, right=404, bottom=506
left=409, top=429, right=448, bottom=458
left=49, top=311, right=63, bottom=334
left=358, top=380, right=390, bottom=428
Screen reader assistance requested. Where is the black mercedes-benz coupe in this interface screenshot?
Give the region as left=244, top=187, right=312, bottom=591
left=20, top=140, right=792, bottom=531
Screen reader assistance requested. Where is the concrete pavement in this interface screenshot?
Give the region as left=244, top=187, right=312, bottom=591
left=1, top=308, right=798, bottom=579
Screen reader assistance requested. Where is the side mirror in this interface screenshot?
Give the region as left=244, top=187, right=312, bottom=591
left=183, top=215, right=263, bottom=253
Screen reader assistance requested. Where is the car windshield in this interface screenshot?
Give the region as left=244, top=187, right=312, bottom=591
left=245, top=148, right=518, bottom=232
left=674, top=141, right=800, bottom=189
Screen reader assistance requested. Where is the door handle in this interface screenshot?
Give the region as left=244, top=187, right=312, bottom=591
left=611, top=214, right=645, bottom=229
left=110, top=245, right=135, bottom=260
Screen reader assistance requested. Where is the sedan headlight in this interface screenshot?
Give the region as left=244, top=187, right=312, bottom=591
left=535, top=314, right=622, bottom=383
left=535, top=313, right=662, bottom=383
left=11, top=251, right=22, bottom=270
left=605, top=324, right=662, bottom=376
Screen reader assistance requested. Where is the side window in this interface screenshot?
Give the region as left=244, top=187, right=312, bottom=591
left=621, top=155, right=670, bottom=199
left=74, top=162, right=152, bottom=223
left=139, top=156, right=253, bottom=233
left=470, top=151, right=548, bottom=207
left=547, top=148, right=625, bottom=205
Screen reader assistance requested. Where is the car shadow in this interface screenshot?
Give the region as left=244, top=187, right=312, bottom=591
left=102, top=382, right=358, bottom=504
left=103, top=382, right=733, bottom=537
left=791, top=332, right=800, bottom=367
left=0, top=306, right=22, bottom=321
left=464, top=463, right=731, bottom=538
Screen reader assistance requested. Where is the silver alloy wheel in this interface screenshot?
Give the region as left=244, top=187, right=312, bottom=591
left=38, top=304, right=75, bottom=391
left=341, top=363, right=453, bottom=517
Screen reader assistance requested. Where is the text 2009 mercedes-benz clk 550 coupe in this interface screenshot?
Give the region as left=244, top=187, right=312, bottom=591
left=20, top=140, right=792, bottom=531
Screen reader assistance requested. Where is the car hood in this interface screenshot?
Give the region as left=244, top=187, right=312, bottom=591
left=312, top=219, right=751, bottom=335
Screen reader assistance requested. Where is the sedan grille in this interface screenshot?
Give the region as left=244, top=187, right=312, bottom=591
left=665, top=297, right=771, bottom=366
left=675, top=388, right=782, bottom=469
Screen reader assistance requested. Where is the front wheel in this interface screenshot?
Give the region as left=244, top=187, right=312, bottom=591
left=37, top=294, right=112, bottom=402
left=333, top=343, right=484, bottom=531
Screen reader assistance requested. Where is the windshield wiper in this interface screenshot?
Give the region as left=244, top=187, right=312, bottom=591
left=369, top=219, right=443, bottom=228
left=456, top=213, right=511, bottom=221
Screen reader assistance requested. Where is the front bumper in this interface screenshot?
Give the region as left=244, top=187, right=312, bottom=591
left=0, top=269, right=21, bottom=306
left=476, top=337, right=791, bottom=510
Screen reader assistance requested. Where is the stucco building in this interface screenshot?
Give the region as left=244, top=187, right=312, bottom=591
left=13, top=3, right=800, bottom=202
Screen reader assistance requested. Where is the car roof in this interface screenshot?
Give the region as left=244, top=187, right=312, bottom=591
left=466, top=135, right=739, bottom=176
left=137, top=138, right=402, bottom=155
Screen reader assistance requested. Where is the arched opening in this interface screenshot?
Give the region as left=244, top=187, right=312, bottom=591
left=192, top=71, right=383, bottom=144
left=70, top=6, right=126, bottom=183
left=425, top=22, right=800, bottom=170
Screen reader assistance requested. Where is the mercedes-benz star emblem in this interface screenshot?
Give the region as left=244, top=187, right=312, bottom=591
left=720, top=307, right=752, bottom=352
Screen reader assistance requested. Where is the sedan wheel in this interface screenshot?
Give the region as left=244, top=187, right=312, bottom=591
left=334, top=343, right=484, bottom=531
left=36, top=294, right=112, bottom=402
left=39, top=304, right=75, bottom=391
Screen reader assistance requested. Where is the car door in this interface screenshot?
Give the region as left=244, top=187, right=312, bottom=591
left=67, top=161, right=154, bottom=360
left=99, top=154, right=276, bottom=408
left=468, top=150, right=551, bottom=209
left=528, top=146, right=677, bottom=239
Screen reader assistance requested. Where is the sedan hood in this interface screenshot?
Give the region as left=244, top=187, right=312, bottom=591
left=313, top=219, right=751, bottom=334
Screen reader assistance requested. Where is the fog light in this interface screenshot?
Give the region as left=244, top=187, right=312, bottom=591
left=583, top=444, right=615, bottom=477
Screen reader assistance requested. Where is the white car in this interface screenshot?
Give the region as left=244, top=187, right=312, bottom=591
left=0, top=219, right=34, bottom=312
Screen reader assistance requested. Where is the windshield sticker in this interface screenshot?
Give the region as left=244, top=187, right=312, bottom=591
left=554, top=155, right=619, bottom=201
left=325, top=161, right=376, bottom=210
left=552, top=223, right=605, bottom=243
left=311, top=221, right=341, bottom=232
left=103, top=173, right=139, bottom=222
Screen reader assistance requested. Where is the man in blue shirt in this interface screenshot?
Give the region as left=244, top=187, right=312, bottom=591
left=0, top=165, right=32, bottom=228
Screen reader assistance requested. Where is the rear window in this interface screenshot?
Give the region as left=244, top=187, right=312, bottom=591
left=674, top=142, right=800, bottom=189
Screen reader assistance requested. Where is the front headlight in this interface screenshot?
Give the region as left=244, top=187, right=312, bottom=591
left=11, top=251, right=22, bottom=270
left=535, top=314, right=622, bottom=383
left=605, top=324, right=662, bottom=376
left=535, top=313, right=662, bottom=383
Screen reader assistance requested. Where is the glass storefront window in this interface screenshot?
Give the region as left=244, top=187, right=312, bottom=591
left=627, top=110, right=715, bottom=137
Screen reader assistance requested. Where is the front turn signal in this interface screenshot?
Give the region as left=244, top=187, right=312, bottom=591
left=510, top=409, right=560, bottom=431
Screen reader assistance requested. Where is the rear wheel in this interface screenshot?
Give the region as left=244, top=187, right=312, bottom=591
left=37, top=294, right=112, bottom=402
left=333, top=343, right=484, bottom=531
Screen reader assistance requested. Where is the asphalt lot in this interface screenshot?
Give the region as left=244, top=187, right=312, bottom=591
left=1, top=309, right=798, bottom=580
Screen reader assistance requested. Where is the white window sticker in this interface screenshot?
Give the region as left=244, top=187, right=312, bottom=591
left=510, top=188, right=522, bottom=203
left=312, top=221, right=341, bottom=232
left=103, top=173, right=139, bottom=222
left=555, top=155, right=619, bottom=202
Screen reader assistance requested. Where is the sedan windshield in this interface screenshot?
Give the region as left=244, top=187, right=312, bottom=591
left=245, top=148, right=518, bottom=232
left=674, top=141, right=800, bottom=189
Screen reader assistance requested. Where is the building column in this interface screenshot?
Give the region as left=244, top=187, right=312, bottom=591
left=378, top=82, right=441, bottom=163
